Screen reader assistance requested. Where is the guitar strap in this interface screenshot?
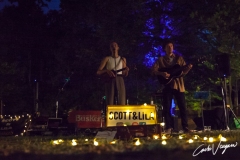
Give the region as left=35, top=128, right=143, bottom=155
left=175, top=54, right=181, bottom=65
left=112, top=56, right=122, bottom=70
left=114, top=56, right=124, bottom=104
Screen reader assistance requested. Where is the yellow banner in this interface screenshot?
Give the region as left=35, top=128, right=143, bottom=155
left=106, top=105, right=157, bottom=127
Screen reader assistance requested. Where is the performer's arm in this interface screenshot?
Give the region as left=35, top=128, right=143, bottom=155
left=181, top=58, right=193, bottom=75
left=151, top=60, right=170, bottom=79
left=121, top=57, right=129, bottom=77
left=96, top=57, right=115, bottom=77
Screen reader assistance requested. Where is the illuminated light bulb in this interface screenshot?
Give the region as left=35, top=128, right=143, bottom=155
left=218, top=134, right=227, bottom=141
left=110, top=140, right=116, bottom=144
left=53, top=140, right=59, bottom=145
left=203, top=137, right=208, bottom=141
left=179, top=135, right=183, bottom=139
left=160, top=122, right=165, bottom=127
left=209, top=137, right=214, bottom=142
left=58, top=139, right=63, bottom=143
left=71, top=139, right=77, bottom=146
left=123, top=124, right=127, bottom=126
left=162, top=140, right=167, bottom=145
left=144, top=103, right=147, bottom=106
left=188, top=139, right=193, bottom=143
left=85, top=139, right=88, bottom=141
left=220, top=137, right=227, bottom=142
left=72, top=142, right=77, bottom=146
left=134, top=139, right=141, bottom=146
left=194, top=135, right=198, bottom=139
left=162, top=135, right=167, bottom=139
left=153, top=135, right=159, bottom=140
left=94, top=140, right=99, bottom=146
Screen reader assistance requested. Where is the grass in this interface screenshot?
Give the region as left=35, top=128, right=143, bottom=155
left=1, top=129, right=240, bottom=160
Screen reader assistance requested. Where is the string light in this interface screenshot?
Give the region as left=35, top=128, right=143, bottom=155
left=209, top=137, right=214, bottom=142
left=218, top=134, right=227, bottom=142
left=153, top=134, right=159, bottom=140
left=71, top=139, right=77, bottom=146
left=162, top=135, right=167, bottom=140
left=52, top=139, right=64, bottom=145
left=93, top=139, right=99, bottom=146
left=193, top=135, right=199, bottom=139
left=110, top=140, right=117, bottom=144
left=160, top=122, right=165, bottom=127
left=188, top=139, right=193, bottom=143
left=162, top=140, right=167, bottom=145
left=133, top=138, right=141, bottom=146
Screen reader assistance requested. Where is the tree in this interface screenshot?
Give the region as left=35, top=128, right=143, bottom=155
left=189, top=0, right=240, bottom=112
left=0, top=0, right=52, bottom=114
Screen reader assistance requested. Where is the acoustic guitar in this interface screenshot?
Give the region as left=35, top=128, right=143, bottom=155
left=157, top=56, right=206, bottom=85
left=99, top=68, right=127, bottom=82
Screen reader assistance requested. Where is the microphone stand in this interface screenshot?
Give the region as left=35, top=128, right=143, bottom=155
left=55, top=72, right=74, bottom=118
left=221, top=76, right=240, bottom=131
left=221, top=77, right=230, bottom=131
left=134, top=64, right=139, bottom=104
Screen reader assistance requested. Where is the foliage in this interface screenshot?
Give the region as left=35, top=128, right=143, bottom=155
left=1, top=0, right=240, bottom=115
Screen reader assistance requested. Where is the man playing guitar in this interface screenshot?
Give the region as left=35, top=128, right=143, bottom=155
left=151, top=39, right=192, bottom=134
left=97, top=41, right=129, bottom=105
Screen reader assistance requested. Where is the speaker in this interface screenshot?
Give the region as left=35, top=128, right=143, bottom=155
left=193, top=107, right=233, bottom=130
left=171, top=116, right=178, bottom=132
left=215, top=54, right=231, bottom=77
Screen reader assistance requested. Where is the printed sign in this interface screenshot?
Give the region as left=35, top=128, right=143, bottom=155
left=106, top=105, right=157, bottom=127
left=95, top=131, right=117, bottom=143
left=68, top=110, right=104, bottom=128
left=0, top=115, right=30, bottom=136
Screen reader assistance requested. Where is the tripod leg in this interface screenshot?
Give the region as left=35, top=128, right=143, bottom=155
left=228, top=106, right=240, bottom=126
left=221, top=81, right=230, bottom=130
left=201, top=100, right=205, bottom=130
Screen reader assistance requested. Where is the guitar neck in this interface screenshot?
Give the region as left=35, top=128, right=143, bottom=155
left=112, top=67, right=126, bottom=73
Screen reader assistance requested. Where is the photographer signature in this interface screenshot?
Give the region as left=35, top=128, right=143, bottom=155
left=193, top=140, right=238, bottom=156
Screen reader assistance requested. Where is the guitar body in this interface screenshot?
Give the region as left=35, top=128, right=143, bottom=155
left=156, top=56, right=206, bottom=85
left=98, top=68, right=126, bottom=83
left=157, top=64, right=184, bottom=85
